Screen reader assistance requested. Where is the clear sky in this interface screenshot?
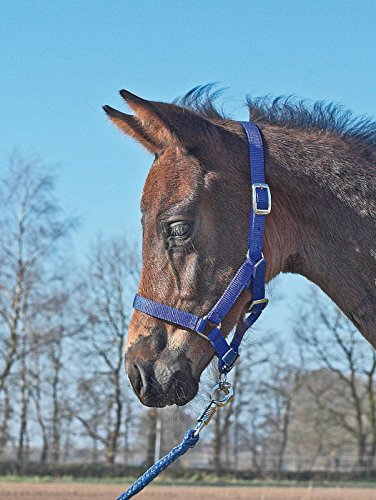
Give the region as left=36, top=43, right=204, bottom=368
left=1, top=1, right=375, bottom=333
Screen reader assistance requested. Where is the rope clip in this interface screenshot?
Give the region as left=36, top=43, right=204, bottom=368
left=193, top=381, right=233, bottom=436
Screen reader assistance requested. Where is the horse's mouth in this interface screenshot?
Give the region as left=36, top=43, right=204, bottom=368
left=142, top=382, right=198, bottom=408
left=130, top=370, right=199, bottom=408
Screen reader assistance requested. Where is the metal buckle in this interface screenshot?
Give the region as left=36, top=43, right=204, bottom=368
left=252, top=183, right=271, bottom=215
left=247, top=297, right=269, bottom=313
left=196, top=315, right=221, bottom=341
left=221, top=348, right=239, bottom=370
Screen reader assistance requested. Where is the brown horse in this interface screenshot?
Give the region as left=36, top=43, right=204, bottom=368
left=104, top=86, right=376, bottom=408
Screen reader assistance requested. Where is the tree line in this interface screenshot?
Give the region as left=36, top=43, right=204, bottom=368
left=0, top=154, right=375, bottom=477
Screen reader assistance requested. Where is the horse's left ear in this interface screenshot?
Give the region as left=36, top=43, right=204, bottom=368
left=103, top=104, right=163, bottom=154
left=120, top=90, right=233, bottom=157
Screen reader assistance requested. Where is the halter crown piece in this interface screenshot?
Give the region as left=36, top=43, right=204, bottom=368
left=133, top=121, right=271, bottom=374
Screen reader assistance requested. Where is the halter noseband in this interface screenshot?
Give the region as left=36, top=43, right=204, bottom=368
left=133, top=121, right=271, bottom=374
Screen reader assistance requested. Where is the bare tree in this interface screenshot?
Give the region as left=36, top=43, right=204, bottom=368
left=0, top=153, right=75, bottom=390
left=0, top=385, right=12, bottom=458
left=16, top=333, right=30, bottom=472
left=0, top=153, right=76, bottom=463
left=221, top=331, right=306, bottom=477
left=296, top=289, right=376, bottom=471
left=257, top=361, right=303, bottom=476
left=72, top=237, right=138, bottom=465
left=30, top=353, right=49, bottom=464
left=145, top=408, right=158, bottom=468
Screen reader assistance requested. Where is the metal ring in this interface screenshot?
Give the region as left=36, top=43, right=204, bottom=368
left=210, top=382, right=233, bottom=407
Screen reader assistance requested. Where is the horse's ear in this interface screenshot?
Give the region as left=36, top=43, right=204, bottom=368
left=102, top=105, right=162, bottom=154
left=119, top=90, right=231, bottom=156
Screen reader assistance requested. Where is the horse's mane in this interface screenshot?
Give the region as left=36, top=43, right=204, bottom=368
left=175, top=84, right=376, bottom=148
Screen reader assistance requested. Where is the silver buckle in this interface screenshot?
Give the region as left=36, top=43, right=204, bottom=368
left=252, top=183, right=271, bottom=215
left=196, top=315, right=221, bottom=341
left=247, top=297, right=269, bottom=313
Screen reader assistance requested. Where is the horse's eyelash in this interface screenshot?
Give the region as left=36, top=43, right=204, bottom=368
left=169, top=222, right=191, bottom=237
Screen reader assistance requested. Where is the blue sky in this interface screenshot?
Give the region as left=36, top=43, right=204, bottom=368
left=1, top=1, right=375, bottom=333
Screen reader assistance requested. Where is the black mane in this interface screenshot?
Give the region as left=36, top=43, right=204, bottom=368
left=175, top=84, right=376, bottom=147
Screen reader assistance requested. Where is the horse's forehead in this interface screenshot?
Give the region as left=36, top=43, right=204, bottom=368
left=142, top=148, right=200, bottom=213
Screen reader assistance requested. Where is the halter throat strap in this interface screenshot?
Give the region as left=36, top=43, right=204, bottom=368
left=133, top=121, right=271, bottom=373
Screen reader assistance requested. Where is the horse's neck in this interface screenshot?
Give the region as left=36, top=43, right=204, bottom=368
left=262, top=125, right=376, bottom=346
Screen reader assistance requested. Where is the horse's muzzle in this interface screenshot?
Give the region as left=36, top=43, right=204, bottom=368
left=126, top=353, right=198, bottom=407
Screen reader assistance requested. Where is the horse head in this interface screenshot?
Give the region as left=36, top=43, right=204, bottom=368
left=104, top=90, right=266, bottom=407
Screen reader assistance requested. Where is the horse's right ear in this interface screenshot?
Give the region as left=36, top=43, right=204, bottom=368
left=103, top=105, right=162, bottom=154
left=118, top=90, right=182, bottom=146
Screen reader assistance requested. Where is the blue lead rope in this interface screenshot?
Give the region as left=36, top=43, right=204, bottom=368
left=117, top=429, right=199, bottom=500
left=117, top=382, right=233, bottom=499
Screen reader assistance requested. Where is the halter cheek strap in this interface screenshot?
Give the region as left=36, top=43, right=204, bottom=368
left=133, top=121, right=271, bottom=373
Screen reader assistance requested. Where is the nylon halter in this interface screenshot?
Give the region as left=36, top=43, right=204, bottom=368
left=133, top=121, right=271, bottom=374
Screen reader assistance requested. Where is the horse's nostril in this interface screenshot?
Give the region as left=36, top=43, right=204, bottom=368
left=130, top=363, right=143, bottom=396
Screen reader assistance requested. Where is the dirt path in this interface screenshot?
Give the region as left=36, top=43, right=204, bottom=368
left=0, top=482, right=375, bottom=500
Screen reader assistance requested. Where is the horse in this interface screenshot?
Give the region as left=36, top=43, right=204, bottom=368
left=103, top=86, right=376, bottom=408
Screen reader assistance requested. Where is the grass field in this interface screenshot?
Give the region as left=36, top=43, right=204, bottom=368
left=1, top=480, right=376, bottom=500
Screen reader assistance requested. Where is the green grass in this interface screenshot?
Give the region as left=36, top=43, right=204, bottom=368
left=1, top=475, right=376, bottom=488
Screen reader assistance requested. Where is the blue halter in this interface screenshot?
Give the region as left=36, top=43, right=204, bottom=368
left=133, top=121, right=271, bottom=374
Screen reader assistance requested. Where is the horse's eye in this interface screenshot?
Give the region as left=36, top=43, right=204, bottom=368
left=169, top=221, right=191, bottom=238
